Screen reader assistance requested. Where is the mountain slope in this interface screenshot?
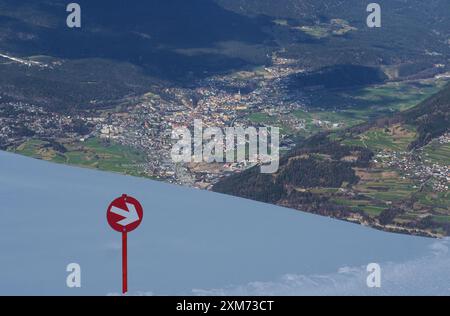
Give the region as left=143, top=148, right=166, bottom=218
left=0, top=0, right=273, bottom=110
left=0, top=0, right=271, bottom=78
left=401, top=83, right=450, bottom=148
left=1, top=0, right=450, bottom=111
left=216, top=0, right=450, bottom=68
left=214, top=83, right=450, bottom=237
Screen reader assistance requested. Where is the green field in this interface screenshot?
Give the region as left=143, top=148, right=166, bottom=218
left=353, top=168, right=416, bottom=201
left=342, top=125, right=417, bottom=152
left=422, top=141, right=450, bottom=165
left=248, top=112, right=295, bottom=135
left=360, top=205, right=387, bottom=217
left=432, top=215, right=450, bottom=224
left=249, top=108, right=363, bottom=138
left=332, top=197, right=387, bottom=218
left=415, top=190, right=450, bottom=211
left=248, top=112, right=277, bottom=124
left=308, top=79, right=447, bottom=113
left=360, top=178, right=416, bottom=202
left=249, top=79, right=447, bottom=139
left=297, top=25, right=329, bottom=39
left=295, top=19, right=356, bottom=39
left=13, top=138, right=148, bottom=177
left=351, top=81, right=446, bottom=112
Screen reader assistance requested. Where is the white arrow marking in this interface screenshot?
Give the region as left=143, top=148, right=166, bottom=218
left=110, top=203, right=140, bottom=226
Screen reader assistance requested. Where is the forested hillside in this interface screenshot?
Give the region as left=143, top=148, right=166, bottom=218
left=214, top=84, right=450, bottom=237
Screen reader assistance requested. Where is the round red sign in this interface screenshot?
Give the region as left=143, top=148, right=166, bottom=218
left=107, top=194, right=143, bottom=233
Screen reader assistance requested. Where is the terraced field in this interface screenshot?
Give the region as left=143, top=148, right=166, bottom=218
left=356, top=168, right=416, bottom=200
left=415, top=190, right=450, bottom=213
left=331, top=197, right=387, bottom=217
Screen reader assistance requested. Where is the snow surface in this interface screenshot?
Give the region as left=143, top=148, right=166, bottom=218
left=0, top=151, right=448, bottom=295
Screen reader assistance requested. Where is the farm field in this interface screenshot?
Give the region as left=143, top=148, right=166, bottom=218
left=249, top=79, right=447, bottom=138
left=12, top=138, right=148, bottom=177
left=342, top=125, right=417, bottom=152
left=422, top=141, right=450, bottom=165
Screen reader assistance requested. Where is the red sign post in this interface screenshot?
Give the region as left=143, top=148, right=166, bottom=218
left=107, top=194, right=144, bottom=294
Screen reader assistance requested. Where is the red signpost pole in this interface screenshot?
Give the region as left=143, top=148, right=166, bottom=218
left=122, top=231, right=128, bottom=295
left=107, top=195, right=143, bottom=295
